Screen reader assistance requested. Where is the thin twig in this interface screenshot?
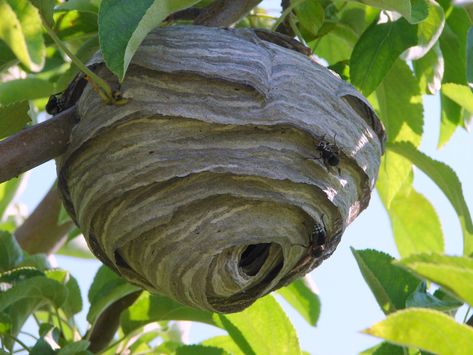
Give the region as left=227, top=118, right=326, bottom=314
left=15, top=183, right=74, bottom=254
left=194, top=0, right=263, bottom=27
left=0, top=106, right=78, bottom=184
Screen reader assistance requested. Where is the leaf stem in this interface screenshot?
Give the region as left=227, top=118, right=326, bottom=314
left=41, top=20, right=114, bottom=102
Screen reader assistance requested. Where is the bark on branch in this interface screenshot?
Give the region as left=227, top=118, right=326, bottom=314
left=15, top=183, right=74, bottom=254
left=195, top=0, right=263, bottom=27
left=0, top=106, right=78, bottom=184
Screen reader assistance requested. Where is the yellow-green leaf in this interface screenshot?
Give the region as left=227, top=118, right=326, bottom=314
left=388, top=141, right=473, bottom=255
left=364, top=308, right=473, bottom=355
left=442, top=83, right=473, bottom=113
left=0, top=0, right=45, bottom=72
left=398, top=254, right=473, bottom=306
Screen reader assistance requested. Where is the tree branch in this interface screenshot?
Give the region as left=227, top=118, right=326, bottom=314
left=15, top=183, right=74, bottom=254
left=87, top=290, right=142, bottom=353
left=0, top=106, right=78, bottom=184
left=275, top=0, right=295, bottom=37
left=194, top=0, right=263, bottom=27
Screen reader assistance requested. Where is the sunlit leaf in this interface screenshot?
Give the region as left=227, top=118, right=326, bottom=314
left=349, top=0, right=428, bottom=23
left=442, top=83, right=473, bottom=113
left=202, top=336, right=244, bottom=355
left=215, top=295, right=301, bottom=355
left=98, top=0, right=200, bottom=81
left=398, top=254, right=473, bottom=306
left=387, top=177, right=444, bottom=257
left=360, top=342, right=405, bottom=355
left=0, top=177, right=22, bottom=220
left=388, top=141, right=473, bottom=255
left=120, top=291, right=215, bottom=335
left=404, top=0, right=445, bottom=60
left=351, top=248, right=420, bottom=314
left=176, top=345, right=229, bottom=355
left=30, top=0, right=55, bottom=26
left=413, top=43, right=444, bottom=94
left=56, top=0, right=100, bottom=14
left=277, top=276, right=320, bottom=326
left=467, top=26, right=473, bottom=87
left=364, top=308, right=473, bottom=354
left=350, top=18, right=417, bottom=96
left=438, top=8, right=470, bottom=147
left=0, top=0, right=45, bottom=71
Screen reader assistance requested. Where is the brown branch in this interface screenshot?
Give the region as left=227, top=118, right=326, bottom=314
left=165, top=7, right=202, bottom=22
left=87, top=290, right=142, bottom=353
left=0, top=106, right=78, bottom=184
left=275, top=0, right=295, bottom=37
left=194, top=0, right=263, bottom=27
left=15, top=183, right=74, bottom=254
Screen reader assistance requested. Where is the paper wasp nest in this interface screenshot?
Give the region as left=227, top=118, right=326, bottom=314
left=57, top=26, right=385, bottom=312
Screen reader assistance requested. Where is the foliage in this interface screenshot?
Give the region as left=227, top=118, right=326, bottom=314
left=0, top=0, right=472, bottom=353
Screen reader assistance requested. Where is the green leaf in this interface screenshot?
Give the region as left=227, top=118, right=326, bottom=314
left=438, top=9, right=470, bottom=147
left=62, top=275, right=83, bottom=318
left=0, top=101, right=31, bottom=139
left=0, top=0, right=45, bottom=71
left=86, top=265, right=140, bottom=324
left=176, top=345, right=230, bottom=355
left=57, top=340, right=91, bottom=355
left=98, top=0, right=200, bottom=81
left=56, top=0, right=100, bottom=14
left=360, top=342, right=405, bottom=355
left=0, top=276, right=67, bottom=312
left=277, top=276, right=320, bottom=326
left=398, top=254, right=473, bottom=306
left=405, top=281, right=463, bottom=311
left=374, top=59, right=423, bottom=144
left=0, top=231, right=23, bottom=272
left=364, top=308, right=473, bottom=354
left=373, top=59, right=423, bottom=207
left=313, top=22, right=358, bottom=63
left=350, top=0, right=428, bottom=23
left=467, top=26, right=473, bottom=87
left=0, top=312, right=11, bottom=334
left=0, top=177, right=22, bottom=220
left=442, top=83, right=473, bottom=113
left=350, top=18, right=417, bottom=96
left=202, top=336, right=244, bottom=355
left=215, top=295, right=301, bottom=355
left=387, top=141, right=473, bottom=255
left=388, top=179, right=444, bottom=257
left=30, top=337, right=56, bottom=355
left=0, top=78, right=56, bottom=106
left=404, top=0, right=445, bottom=60
left=0, top=267, right=44, bottom=284
left=120, top=291, right=215, bottom=334
left=413, top=43, right=444, bottom=94
left=351, top=248, right=420, bottom=314
left=293, top=0, right=324, bottom=36
left=30, top=0, right=55, bottom=26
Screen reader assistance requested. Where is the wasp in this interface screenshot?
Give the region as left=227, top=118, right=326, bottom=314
left=294, top=216, right=327, bottom=260
left=315, top=134, right=340, bottom=170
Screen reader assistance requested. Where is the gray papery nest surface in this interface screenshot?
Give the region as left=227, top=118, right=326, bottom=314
left=57, top=26, right=385, bottom=312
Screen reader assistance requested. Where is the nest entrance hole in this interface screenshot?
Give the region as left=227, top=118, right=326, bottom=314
left=239, top=243, right=272, bottom=276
